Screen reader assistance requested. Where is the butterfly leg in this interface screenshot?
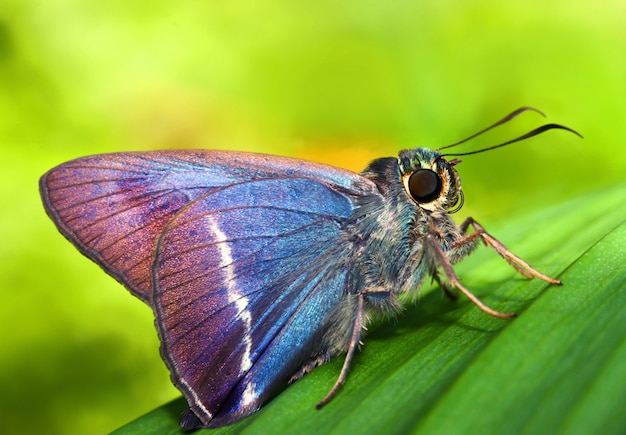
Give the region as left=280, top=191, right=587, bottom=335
left=426, top=234, right=517, bottom=318
left=316, top=291, right=366, bottom=409
left=289, top=351, right=332, bottom=384
left=431, top=268, right=459, bottom=301
left=457, top=218, right=561, bottom=284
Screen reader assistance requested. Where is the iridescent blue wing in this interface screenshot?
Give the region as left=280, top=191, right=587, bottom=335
left=39, top=150, right=371, bottom=304
left=153, top=172, right=377, bottom=428
left=40, top=150, right=379, bottom=427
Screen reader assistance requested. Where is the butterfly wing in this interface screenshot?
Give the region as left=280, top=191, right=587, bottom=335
left=41, top=149, right=380, bottom=427
left=153, top=173, right=377, bottom=427
left=39, top=150, right=371, bottom=304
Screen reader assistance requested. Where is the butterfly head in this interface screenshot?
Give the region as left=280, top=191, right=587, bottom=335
left=398, top=148, right=463, bottom=214
left=394, top=108, right=583, bottom=215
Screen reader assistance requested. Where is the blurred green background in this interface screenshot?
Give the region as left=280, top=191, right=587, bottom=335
left=0, top=1, right=623, bottom=434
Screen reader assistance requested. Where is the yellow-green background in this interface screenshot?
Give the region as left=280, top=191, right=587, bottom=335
left=1, top=1, right=623, bottom=434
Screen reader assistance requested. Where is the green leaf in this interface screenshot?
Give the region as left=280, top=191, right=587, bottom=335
left=113, top=183, right=626, bottom=435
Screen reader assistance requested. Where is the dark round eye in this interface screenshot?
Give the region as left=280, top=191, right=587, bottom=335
left=407, top=169, right=442, bottom=203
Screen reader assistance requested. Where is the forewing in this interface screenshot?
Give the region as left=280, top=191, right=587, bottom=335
left=153, top=175, right=374, bottom=427
left=40, top=150, right=369, bottom=303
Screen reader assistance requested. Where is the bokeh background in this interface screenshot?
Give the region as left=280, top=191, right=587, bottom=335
left=1, top=1, right=624, bottom=434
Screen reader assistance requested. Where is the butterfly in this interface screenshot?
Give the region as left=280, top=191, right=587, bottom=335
left=40, top=107, right=580, bottom=429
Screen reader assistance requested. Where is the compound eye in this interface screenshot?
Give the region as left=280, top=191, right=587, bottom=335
left=407, top=169, right=442, bottom=203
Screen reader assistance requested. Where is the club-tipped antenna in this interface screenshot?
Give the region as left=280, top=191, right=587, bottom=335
left=437, top=107, right=546, bottom=152
left=442, top=123, right=583, bottom=157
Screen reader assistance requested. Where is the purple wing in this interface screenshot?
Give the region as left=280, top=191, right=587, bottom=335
left=40, top=150, right=371, bottom=304
left=152, top=174, right=375, bottom=427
